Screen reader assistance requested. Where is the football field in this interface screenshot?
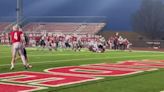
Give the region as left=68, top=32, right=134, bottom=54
left=1, top=45, right=164, bottom=92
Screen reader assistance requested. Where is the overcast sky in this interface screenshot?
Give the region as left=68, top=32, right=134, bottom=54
left=0, top=0, right=142, bottom=30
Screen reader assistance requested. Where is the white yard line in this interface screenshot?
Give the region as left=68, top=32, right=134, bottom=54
left=109, top=50, right=164, bottom=53
left=0, top=54, right=163, bottom=67
left=1, top=50, right=164, bottom=58
left=0, top=53, right=102, bottom=58
left=132, top=50, right=164, bottom=53
left=1, top=49, right=164, bottom=53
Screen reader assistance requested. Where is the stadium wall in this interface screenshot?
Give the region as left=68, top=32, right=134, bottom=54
left=98, top=31, right=164, bottom=49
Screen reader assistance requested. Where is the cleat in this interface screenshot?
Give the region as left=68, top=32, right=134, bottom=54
left=28, top=64, right=32, bottom=68
left=27, top=64, right=32, bottom=68
left=10, top=66, right=14, bottom=70
left=24, top=65, right=28, bottom=70
left=24, top=64, right=32, bottom=69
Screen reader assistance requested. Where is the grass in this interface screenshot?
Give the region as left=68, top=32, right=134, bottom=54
left=0, top=45, right=164, bottom=92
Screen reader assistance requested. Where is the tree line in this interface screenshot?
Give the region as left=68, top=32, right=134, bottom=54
left=132, top=0, right=164, bottom=40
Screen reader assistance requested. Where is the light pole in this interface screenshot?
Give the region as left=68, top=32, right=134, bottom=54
left=16, top=0, right=23, bottom=25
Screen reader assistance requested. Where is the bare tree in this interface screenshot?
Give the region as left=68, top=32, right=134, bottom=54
left=132, top=0, right=164, bottom=40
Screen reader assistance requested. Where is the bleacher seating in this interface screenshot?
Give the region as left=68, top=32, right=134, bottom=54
left=0, top=22, right=10, bottom=33
left=76, top=23, right=105, bottom=34
left=23, top=22, right=106, bottom=34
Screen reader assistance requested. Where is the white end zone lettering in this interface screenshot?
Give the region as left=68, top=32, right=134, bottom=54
left=45, top=65, right=141, bottom=77
left=0, top=71, right=99, bottom=87
left=0, top=60, right=164, bottom=92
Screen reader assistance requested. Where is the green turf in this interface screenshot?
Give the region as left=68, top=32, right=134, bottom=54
left=0, top=45, right=164, bottom=92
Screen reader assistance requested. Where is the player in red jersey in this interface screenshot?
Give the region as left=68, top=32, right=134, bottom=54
left=10, top=25, right=31, bottom=70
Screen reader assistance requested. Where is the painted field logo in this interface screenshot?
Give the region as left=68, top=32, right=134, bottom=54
left=0, top=60, right=164, bottom=92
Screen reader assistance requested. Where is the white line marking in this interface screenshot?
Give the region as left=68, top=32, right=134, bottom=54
left=132, top=50, right=164, bottom=53
left=1, top=50, right=164, bottom=58
left=0, top=53, right=101, bottom=58
left=1, top=50, right=164, bottom=53
left=0, top=54, right=163, bottom=67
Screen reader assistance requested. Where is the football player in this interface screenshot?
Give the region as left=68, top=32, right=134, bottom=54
left=10, top=25, right=31, bottom=70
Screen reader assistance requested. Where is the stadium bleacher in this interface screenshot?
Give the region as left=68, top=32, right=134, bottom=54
left=0, top=22, right=10, bottom=33
left=23, top=22, right=106, bottom=34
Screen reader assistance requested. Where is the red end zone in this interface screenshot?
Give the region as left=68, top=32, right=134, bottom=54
left=0, top=82, right=46, bottom=92
left=0, top=60, right=164, bottom=92
left=0, top=71, right=98, bottom=87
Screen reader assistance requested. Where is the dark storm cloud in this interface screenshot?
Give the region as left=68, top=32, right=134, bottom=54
left=0, top=0, right=142, bottom=30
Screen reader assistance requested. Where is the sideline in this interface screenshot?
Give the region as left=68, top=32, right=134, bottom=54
left=0, top=54, right=163, bottom=67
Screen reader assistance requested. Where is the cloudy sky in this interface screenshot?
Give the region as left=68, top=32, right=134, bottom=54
left=0, top=0, right=142, bottom=30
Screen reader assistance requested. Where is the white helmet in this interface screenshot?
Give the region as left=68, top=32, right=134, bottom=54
left=12, top=24, right=19, bottom=31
